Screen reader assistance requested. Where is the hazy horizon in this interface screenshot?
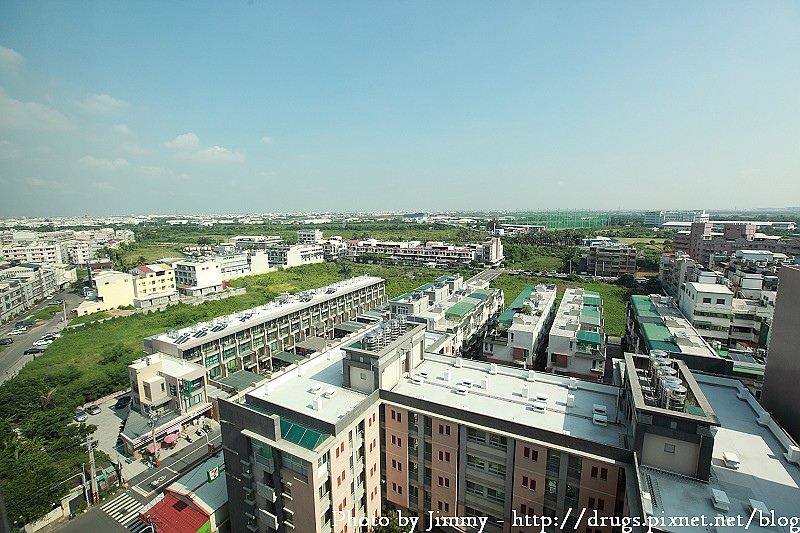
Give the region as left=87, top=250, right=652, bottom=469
left=2, top=1, right=799, bottom=217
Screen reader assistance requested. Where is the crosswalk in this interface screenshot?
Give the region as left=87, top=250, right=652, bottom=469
left=100, top=493, right=148, bottom=531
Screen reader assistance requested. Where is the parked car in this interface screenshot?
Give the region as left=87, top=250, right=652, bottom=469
left=0, top=338, right=12, bottom=345
left=9, top=329, right=26, bottom=335
left=33, top=339, right=53, bottom=346
left=85, top=405, right=101, bottom=415
left=24, top=347, right=46, bottom=355
left=73, top=410, right=88, bottom=423
left=15, top=321, right=33, bottom=328
left=115, top=396, right=131, bottom=409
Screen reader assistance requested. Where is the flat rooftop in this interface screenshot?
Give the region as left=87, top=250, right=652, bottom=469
left=687, top=282, right=734, bottom=295
left=641, top=374, right=800, bottom=532
left=147, top=275, right=382, bottom=349
left=391, top=354, right=628, bottom=448
left=247, top=347, right=370, bottom=426
left=130, top=352, right=201, bottom=378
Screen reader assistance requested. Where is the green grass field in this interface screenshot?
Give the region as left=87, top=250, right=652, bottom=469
left=503, top=255, right=563, bottom=272
left=491, top=273, right=628, bottom=337
left=29, top=305, right=63, bottom=322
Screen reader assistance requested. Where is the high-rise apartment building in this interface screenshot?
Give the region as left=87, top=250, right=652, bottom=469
left=762, top=265, right=800, bottom=443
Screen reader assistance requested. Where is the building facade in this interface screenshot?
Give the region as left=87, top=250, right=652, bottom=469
left=144, top=276, right=387, bottom=380
left=762, top=265, right=800, bottom=443
left=174, top=258, right=224, bottom=296
left=130, top=263, right=179, bottom=308
left=585, top=244, right=638, bottom=278
left=546, top=288, right=606, bottom=380
left=483, top=284, right=557, bottom=368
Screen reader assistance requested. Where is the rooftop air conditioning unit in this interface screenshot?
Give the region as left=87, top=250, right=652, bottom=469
left=419, top=370, right=430, bottom=379
left=593, top=404, right=607, bottom=416
left=310, top=385, right=322, bottom=394
left=411, top=376, right=424, bottom=385
left=531, top=401, right=546, bottom=413
left=323, top=388, right=337, bottom=399
left=592, top=414, right=608, bottom=426
left=454, top=386, right=468, bottom=396
left=722, top=451, right=740, bottom=469
left=462, top=378, right=474, bottom=388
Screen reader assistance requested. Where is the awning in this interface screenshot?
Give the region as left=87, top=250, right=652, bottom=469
left=576, top=330, right=602, bottom=346
left=146, top=443, right=161, bottom=454
left=163, top=434, right=179, bottom=444
left=271, top=351, right=304, bottom=364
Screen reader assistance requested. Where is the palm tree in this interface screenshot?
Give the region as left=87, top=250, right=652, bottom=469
left=39, top=387, right=57, bottom=409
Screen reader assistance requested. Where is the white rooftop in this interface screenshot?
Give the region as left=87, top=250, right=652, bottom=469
left=150, top=276, right=382, bottom=348
left=687, top=282, right=734, bottom=295
left=641, top=374, right=800, bottom=532
left=130, top=352, right=201, bottom=378
left=392, top=354, right=628, bottom=448
left=248, top=348, right=370, bottom=425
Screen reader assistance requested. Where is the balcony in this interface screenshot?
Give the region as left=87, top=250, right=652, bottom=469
left=256, top=481, right=277, bottom=503
left=259, top=509, right=279, bottom=530
left=254, top=453, right=274, bottom=474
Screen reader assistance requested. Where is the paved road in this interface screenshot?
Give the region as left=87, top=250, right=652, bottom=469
left=0, top=291, right=83, bottom=384
left=52, top=435, right=222, bottom=533
left=466, top=268, right=504, bottom=285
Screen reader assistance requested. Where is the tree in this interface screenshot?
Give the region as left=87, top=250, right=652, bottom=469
left=371, top=510, right=405, bottom=533
left=337, top=258, right=353, bottom=279
left=197, top=237, right=212, bottom=246
left=38, top=388, right=57, bottom=409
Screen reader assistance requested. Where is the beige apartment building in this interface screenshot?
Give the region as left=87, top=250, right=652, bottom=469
left=130, top=262, right=180, bottom=308
left=76, top=270, right=135, bottom=316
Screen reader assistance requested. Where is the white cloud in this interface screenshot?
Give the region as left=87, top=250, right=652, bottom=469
left=118, top=141, right=146, bottom=154
left=91, top=182, right=113, bottom=191
left=75, top=93, right=130, bottom=114
left=165, top=132, right=244, bottom=162
left=260, top=136, right=273, bottom=144
left=165, top=132, right=200, bottom=151
left=0, top=140, right=21, bottom=160
left=558, top=180, right=566, bottom=186
left=191, top=145, right=245, bottom=162
left=113, top=124, right=133, bottom=135
left=79, top=155, right=129, bottom=170
left=0, top=46, right=24, bottom=71
left=256, top=171, right=276, bottom=177
left=24, top=176, right=61, bottom=188
left=0, top=88, right=70, bottom=130
left=139, top=165, right=164, bottom=174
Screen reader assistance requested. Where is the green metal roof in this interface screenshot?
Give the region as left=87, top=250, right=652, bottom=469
left=641, top=322, right=674, bottom=342
left=583, top=290, right=601, bottom=298
left=576, top=330, right=602, bottom=345
left=648, top=340, right=681, bottom=352
left=630, top=295, right=661, bottom=319
left=498, top=286, right=536, bottom=326
left=583, top=296, right=602, bottom=307
left=469, top=290, right=492, bottom=300
left=580, top=307, right=601, bottom=326
left=391, top=293, right=413, bottom=301
left=446, top=301, right=477, bottom=319
left=415, top=282, right=435, bottom=291
left=271, top=351, right=304, bottom=364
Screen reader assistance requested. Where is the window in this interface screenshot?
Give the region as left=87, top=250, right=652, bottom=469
left=438, top=476, right=450, bottom=488
left=600, top=467, right=608, bottom=480
left=437, top=501, right=449, bottom=512
left=487, top=488, right=505, bottom=504
left=664, top=443, right=676, bottom=453
left=439, top=424, right=451, bottom=436
left=467, top=427, right=486, bottom=444
left=521, top=476, right=536, bottom=490
left=438, top=451, right=451, bottom=462
left=702, top=297, right=712, bottom=304
left=466, top=454, right=485, bottom=470
left=466, top=481, right=484, bottom=496
left=488, top=460, right=506, bottom=477
left=488, top=433, right=507, bottom=450
left=716, top=298, right=725, bottom=305
left=591, top=466, right=598, bottom=478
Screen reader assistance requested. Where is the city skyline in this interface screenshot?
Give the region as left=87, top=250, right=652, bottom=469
left=1, top=1, right=799, bottom=217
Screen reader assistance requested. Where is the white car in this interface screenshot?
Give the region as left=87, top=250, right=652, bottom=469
left=33, top=339, right=54, bottom=346
left=9, top=329, right=26, bottom=335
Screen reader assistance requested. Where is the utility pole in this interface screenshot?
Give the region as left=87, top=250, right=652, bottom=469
left=85, top=435, right=99, bottom=504
left=148, top=408, right=160, bottom=467
left=61, top=299, right=67, bottom=323
left=81, top=463, right=89, bottom=508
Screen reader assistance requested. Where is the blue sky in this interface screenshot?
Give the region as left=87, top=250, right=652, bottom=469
left=1, top=1, right=798, bottom=216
